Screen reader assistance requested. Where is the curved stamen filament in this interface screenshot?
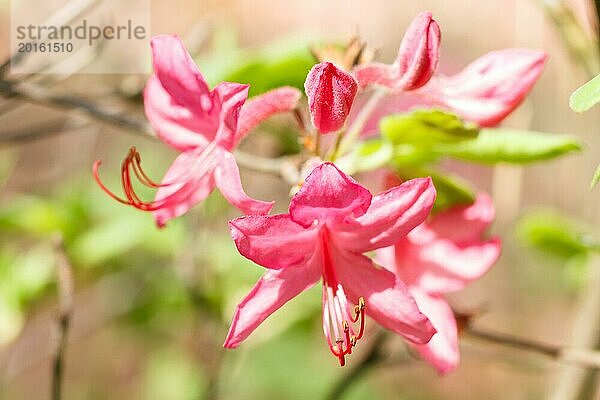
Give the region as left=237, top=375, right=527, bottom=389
left=131, top=151, right=163, bottom=188
left=353, top=297, right=366, bottom=340
left=322, top=284, right=366, bottom=366
left=93, top=143, right=219, bottom=212
left=93, top=146, right=169, bottom=211
left=319, top=228, right=367, bottom=366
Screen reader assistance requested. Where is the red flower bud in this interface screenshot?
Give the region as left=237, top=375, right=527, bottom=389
left=304, top=62, right=358, bottom=134
left=395, top=11, right=441, bottom=90
left=354, top=12, right=441, bottom=91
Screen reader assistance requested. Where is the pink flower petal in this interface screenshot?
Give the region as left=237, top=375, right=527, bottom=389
left=335, top=177, right=436, bottom=253
left=214, top=151, right=274, bottom=215
left=334, top=250, right=436, bottom=344
left=394, top=11, right=441, bottom=90
left=353, top=63, right=397, bottom=89
left=212, top=82, right=250, bottom=149
left=144, top=74, right=215, bottom=151
left=427, top=49, right=547, bottom=126
left=304, top=62, right=358, bottom=134
left=408, top=288, right=459, bottom=374
left=150, top=34, right=212, bottom=110
left=394, top=234, right=501, bottom=293
left=229, top=214, right=318, bottom=270
left=235, top=86, right=302, bottom=146
left=379, top=193, right=501, bottom=293
left=353, top=12, right=440, bottom=91
left=152, top=149, right=217, bottom=227
left=223, top=264, right=321, bottom=348
left=289, top=162, right=372, bottom=227
left=145, top=35, right=219, bottom=151
left=355, top=49, right=546, bottom=136
left=427, top=193, right=495, bottom=243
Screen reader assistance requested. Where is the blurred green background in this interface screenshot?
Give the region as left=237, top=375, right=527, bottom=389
left=1, top=0, right=600, bottom=399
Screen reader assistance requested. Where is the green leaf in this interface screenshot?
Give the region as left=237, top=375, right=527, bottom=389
left=516, top=210, right=599, bottom=260
left=438, top=129, right=582, bottom=164
left=142, top=348, right=206, bottom=400
left=70, top=216, right=148, bottom=266
left=199, top=34, right=315, bottom=97
left=336, top=139, right=394, bottom=174
left=0, top=297, right=23, bottom=344
left=0, top=197, right=73, bottom=236
left=591, top=162, right=600, bottom=189
left=381, top=109, right=479, bottom=146
left=70, top=213, right=185, bottom=267
left=399, top=168, right=476, bottom=212
left=569, top=73, right=600, bottom=113
left=390, top=144, right=441, bottom=168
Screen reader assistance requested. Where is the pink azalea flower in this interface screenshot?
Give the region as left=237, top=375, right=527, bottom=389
left=354, top=11, right=441, bottom=91
left=224, top=162, right=438, bottom=366
left=94, top=35, right=301, bottom=227
left=353, top=11, right=547, bottom=135
left=305, top=62, right=358, bottom=134
left=376, top=193, right=501, bottom=374
left=416, top=49, right=548, bottom=127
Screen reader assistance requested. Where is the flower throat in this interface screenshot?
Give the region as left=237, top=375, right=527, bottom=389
left=320, top=228, right=366, bottom=366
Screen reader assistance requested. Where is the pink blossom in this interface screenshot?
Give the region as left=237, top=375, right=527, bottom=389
left=355, top=11, right=441, bottom=91
left=353, top=11, right=547, bottom=134
left=94, top=35, right=301, bottom=227
left=376, top=193, right=501, bottom=373
left=305, top=62, right=358, bottom=134
left=423, top=49, right=548, bottom=126
left=224, top=162, right=437, bottom=366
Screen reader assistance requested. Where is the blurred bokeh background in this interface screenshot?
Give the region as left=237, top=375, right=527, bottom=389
left=1, top=0, right=600, bottom=399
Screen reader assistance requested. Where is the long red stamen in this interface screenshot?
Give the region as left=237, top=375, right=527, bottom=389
left=320, top=228, right=367, bottom=366
left=131, top=152, right=164, bottom=188
left=334, top=339, right=346, bottom=366
left=93, top=146, right=171, bottom=211
left=93, top=160, right=131, bottom=205
left=323, top=294, right=366, bottom=366
left=355, top=297, right=366, bottom=340
left=343, top=321, right=352, bottom=355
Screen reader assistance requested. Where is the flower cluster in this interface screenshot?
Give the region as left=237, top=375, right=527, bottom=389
left=93, top=11, right=547, bottom=371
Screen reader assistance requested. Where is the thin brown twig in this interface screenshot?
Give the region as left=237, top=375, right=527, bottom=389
left=465, top=325, right=558, bottom=357
left=51, top=235, right=74, bottom=400
left=464, top=324, right=600, bottom=370
left=0, top=80, right=151, bottom=134
left=0, top=79, right=301, bottom=181
left=0, top=120, right=88, bottom=145
left=233, top=150, right=300, bottom=184
left=325, top=318, right=600, bottom=400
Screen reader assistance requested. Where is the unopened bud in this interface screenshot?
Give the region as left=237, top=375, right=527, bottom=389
left=395, top=11, right=441, bottom=90
left=304, top=62, right=358, bottom=134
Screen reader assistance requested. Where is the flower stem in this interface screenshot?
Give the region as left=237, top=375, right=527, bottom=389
left=333, top=88, right=386, bottom=160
